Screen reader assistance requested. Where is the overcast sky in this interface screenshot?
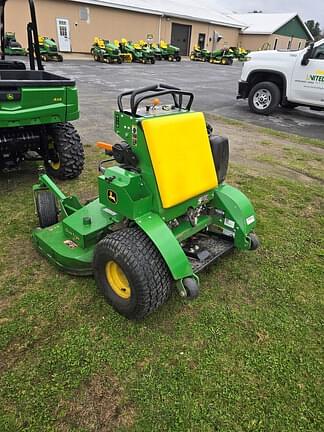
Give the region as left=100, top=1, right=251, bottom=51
left=209, top=0, right=324, bottom=24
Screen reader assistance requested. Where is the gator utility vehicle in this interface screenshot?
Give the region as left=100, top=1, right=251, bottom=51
left=92, top=37, right=122, bottom=64
left=38, top=36, right=63, bottom=62
left=4, top=32, right=26, bottom=56
left=0, top=0, right=84, bottom=178
left=32, top=84, right=259, bottom=320
left=237, top=39, right=324, bottom=114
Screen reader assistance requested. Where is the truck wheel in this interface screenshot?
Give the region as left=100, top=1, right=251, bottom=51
left=36, top=191, right=58, bottom=228
left=93, top=227, right=172, bottom=320
left=248, top=81, right=281, bottom=115
left=45, top=123, right=84, bottom=180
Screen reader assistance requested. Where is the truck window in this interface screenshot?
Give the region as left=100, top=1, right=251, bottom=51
left=312, top=44, right=324, bottom=60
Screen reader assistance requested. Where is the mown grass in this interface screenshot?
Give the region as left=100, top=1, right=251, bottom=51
left=0, top=141, right=323, bottom=431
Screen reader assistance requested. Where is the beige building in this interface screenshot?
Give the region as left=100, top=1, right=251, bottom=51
left=5, top=0, right=244, bottom=55
left=235, top=13, right=313, bottom=51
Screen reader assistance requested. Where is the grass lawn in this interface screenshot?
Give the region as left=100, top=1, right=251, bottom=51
left=0, top=120, right=323, bottom=431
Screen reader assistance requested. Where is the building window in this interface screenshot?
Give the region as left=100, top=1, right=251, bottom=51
left=80, top=7, right=90, bottom=22
left=273, top=38, right=278, bottom=50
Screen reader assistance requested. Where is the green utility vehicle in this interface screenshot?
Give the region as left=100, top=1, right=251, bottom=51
left=38, top=36, right=63, bottom=62
left=159, top=40, right=181, bottom=61
left=209, top=48, right=234, bottom=65
left=32, top=84, right=259, bottom=320
left=0, top=0, right=83, bottom=178
left=92, top=37, right=122, bottom=64
left=4, top=32, right=27, bottom=56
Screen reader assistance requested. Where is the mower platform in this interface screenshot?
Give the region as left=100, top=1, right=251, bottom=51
left=183, top=234, right=234, bottom=273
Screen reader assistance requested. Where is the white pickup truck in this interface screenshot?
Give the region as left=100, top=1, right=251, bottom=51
left=237, top=39, right=324, bottom=115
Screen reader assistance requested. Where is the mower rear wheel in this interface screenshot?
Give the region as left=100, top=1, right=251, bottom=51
left=45, top=122, right=84, bottom=180
left=93, top=227, right=172, bottom=320
left=36, top=191, right=58, bottom=228
left=248, top=233, right=260, bottom=250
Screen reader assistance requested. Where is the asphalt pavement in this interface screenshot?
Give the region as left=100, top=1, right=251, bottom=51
left=38, top=59, right=324, bottom=144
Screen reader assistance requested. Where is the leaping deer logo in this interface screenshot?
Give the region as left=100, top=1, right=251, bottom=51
left=108, top=190, right=117, bottom=203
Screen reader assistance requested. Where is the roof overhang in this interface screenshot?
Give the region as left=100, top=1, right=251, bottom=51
left=67, top=0, right=244, bottom=29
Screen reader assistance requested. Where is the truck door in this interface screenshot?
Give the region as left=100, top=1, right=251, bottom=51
left=291, top=42, right=324, bottom=106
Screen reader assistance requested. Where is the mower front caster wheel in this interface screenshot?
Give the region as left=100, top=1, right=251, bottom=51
left=36, top=191, right=58, bottom=228
left=93, top=227, right=172, bottom=320
left=248, top=233, right=260, bottom=250
left=183, top=277, right=199, bottom=299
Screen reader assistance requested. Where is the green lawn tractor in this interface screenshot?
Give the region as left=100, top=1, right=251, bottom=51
left=230, top=46, right=249, bottom=61
left=190, top=44, right=211, bottom=62
left=32, top=84, right=259, bottom=320
left=92, top=37, right=122, bottom=64
left=4, top=32, right=27, bottom=55
left=209, top=48, right=234, bottom=65
left=0, top=0, right=84, bottom=178
left=159, top=40, right=181, bottom=62
left=119, top=39, right=155, bottom=64
left=38, top=35, right=63, bottom=62
left=150, top=42, right=162, bottom=60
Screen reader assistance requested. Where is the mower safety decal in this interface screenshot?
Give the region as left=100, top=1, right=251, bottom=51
left=246, top=215, right=255, bottom=225
left=224, top=218, right=235, bottom=229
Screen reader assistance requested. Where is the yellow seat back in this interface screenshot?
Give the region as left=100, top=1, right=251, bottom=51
left=142, top=112, right=218, bottom=209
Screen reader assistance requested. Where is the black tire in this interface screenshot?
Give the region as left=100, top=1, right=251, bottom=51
left=117, top=57, right=122, bottom=64
left=248, top=233, right=260, bottom=251
left=227, top=57, right=233, bottom=65
left=57, top=54, right=63, bottom=62
left=93, top=227, right=173, bottom=320
left=176, top=56, right=181, bottom=62
left=248, top=81, right=281, bottom=115
left=150, top=58, right=155, bottom=64
left=45, top=122, right=84, bottom=180
left=36, top=191, right=58, bottom=228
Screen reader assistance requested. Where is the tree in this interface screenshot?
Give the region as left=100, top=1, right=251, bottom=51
left=305, top=20, right=322, bottom=40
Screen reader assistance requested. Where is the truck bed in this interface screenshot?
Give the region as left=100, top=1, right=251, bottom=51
left=0, top=70, right=75, bottom=87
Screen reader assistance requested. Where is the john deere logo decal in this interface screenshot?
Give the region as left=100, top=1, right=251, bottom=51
left=108, top=190, right=117, bottom=204
left=6, top=93, right=14, bottom=101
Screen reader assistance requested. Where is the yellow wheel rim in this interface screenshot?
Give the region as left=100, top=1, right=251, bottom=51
left=50, top=160, right=60, bottom=170
left=106, top=261, right=131, bottom=299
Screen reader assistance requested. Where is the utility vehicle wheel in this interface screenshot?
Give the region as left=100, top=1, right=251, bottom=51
left=36, top=191, right=58, bottom=228
left=45, top=122, right=84, bottom=180
left=93, top=227, right=172, bottom=320
left=248, top=81, right=281, bottom=115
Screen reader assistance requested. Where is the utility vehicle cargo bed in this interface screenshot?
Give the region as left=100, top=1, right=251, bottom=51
left=0, top=70, right=75, bottom=87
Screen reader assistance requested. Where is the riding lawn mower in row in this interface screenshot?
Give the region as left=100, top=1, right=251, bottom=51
left=190, top=45, right=234, bottom=65
left=91, top=37, right=122, bottom=64
left=32, top=84, right=259, bottom=320
left=0, top=0, right=83, bottom=178
left=38, top=36, right=63, bottom=62
left=4, top=32, right=27, bottom=56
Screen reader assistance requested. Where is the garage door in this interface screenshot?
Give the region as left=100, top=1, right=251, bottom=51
left=171, top=23, right=192, bottom=55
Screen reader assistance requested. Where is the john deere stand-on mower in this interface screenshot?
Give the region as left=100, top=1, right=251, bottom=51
left=38, top=36, right=63, bottom=62
left=4, top=32, right=27, bottom=55
left=92, top=37, right=122, bottom=64
left=32, top=84, right=259, bottom=320
left=159, top=40, right=181, bottom=62
left=209, top=48, right=234, bottom=65
left=190, top=44, right=211, bottom=62
left=0, top=0, right=84, bottom=178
